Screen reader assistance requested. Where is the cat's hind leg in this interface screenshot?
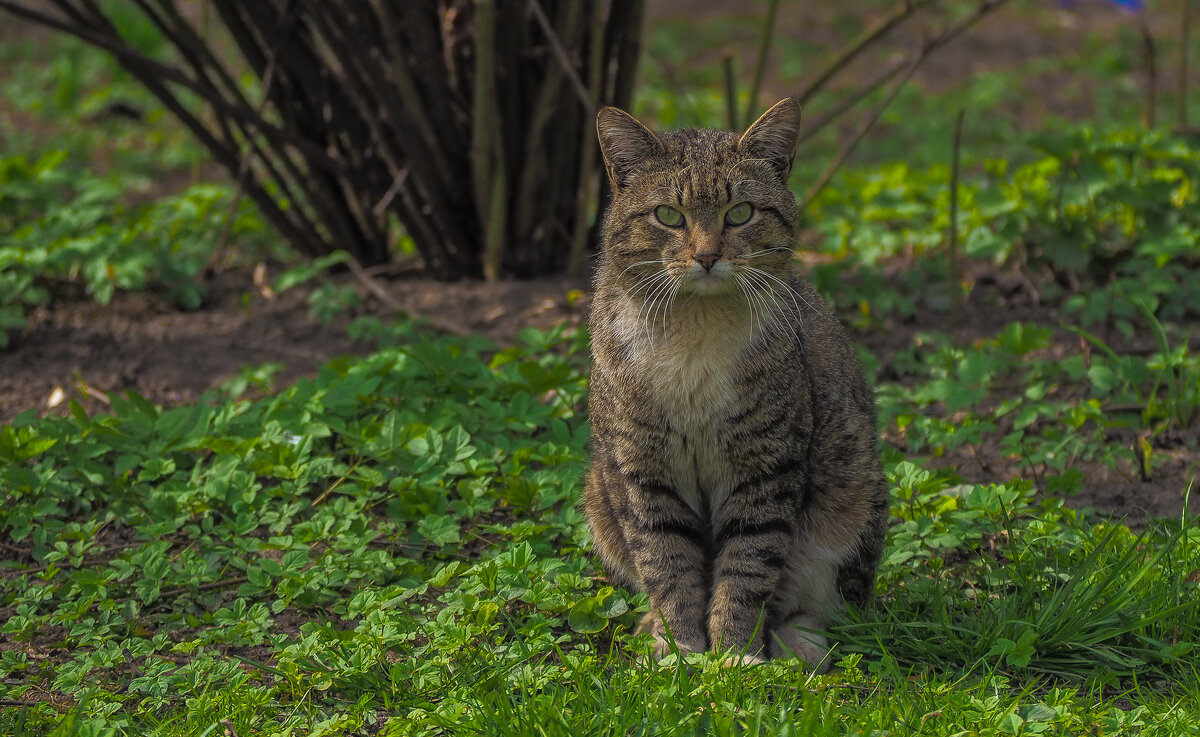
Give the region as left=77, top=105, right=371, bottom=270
left=767, top=550, right=841, bottom=672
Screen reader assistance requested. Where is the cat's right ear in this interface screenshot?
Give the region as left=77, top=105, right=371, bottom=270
left=738, top=97, right=802, bottom=182
left=596, top=107, right=663, bottom=188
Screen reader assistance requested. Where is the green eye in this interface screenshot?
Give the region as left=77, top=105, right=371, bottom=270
left=655, top=205, right=684, bottom=227
left=725, top=202, right=753, bottom=226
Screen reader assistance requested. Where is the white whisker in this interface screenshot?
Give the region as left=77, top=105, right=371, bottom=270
left=745, top=265, right=814, bottom=322
left=724, top=157, right=772, bottom=183
left=648, top=275, right=679, bottom=337
left=638, top=271, right=678, bottom=346
left=628, top=268, right=673, bottom=298
left=733, top=272, right=760, bottom=342
left=659, top=281, right=682, bottom=335
left=741, top=247, right=794, bottom=260
left=619, top=259, right=669, bottom=280
left=741, top=267, right=801, bottom=345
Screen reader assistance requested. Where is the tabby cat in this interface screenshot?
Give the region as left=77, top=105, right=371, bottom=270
left=584, top=98, right=888, bottom=670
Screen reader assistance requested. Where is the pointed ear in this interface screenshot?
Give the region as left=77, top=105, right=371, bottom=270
left=738, top=98, right=802, bottom=181
left=596, top=107, right=664, bottom=187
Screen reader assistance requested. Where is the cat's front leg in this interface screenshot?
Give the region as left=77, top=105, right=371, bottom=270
left=707, top=470, right=798, bottom=659
left=623, top=478, right=711, bottom=657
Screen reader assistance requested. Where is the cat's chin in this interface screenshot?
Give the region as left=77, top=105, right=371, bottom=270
left=681, top=270, right=737, bottom=296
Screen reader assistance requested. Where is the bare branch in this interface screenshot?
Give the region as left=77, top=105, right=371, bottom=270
left=795, top=0, right=938, bottom=104
left=528, top=0, right=593, bottom=113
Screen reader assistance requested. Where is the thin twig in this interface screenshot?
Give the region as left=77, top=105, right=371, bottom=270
left=794, top=0, right=937, bottom=104
left=948, top=108, right=965, bottom=314
left=1181, top=0, right=1191, bottom=129
left=372, top=167, right=410, bottom=217
left=743, top=0, right=782, bottom=127
left=796, top=55, right=908, bottom=145
left=644, top=48, right=702, bottom=122
left=722, top=54, right=739, bottom=130
left=527, top=0, right=592, bottom=112
left=1140, top=16, right=1157, bottom=128
left=799, top=0, right=1011, bottom=208
left=568, top=0, right=608, bottom=277
left=801, top=53, right=924, bottom=209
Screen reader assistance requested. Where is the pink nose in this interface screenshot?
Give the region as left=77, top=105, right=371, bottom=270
left=693, top=252, right=720, bottom=270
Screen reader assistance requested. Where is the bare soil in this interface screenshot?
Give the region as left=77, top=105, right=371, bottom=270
left=1, top=259, right=1195, bottom=526
left=0, top=264, right=590, bottom=424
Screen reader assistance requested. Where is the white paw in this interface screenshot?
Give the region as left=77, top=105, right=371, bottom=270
left=719, top=651, right=767, bottom=668
left=771, top=616, right=833, bottom=673
left=638, top=612, right=704, bottom=659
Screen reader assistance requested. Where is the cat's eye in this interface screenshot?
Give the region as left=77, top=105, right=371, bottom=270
left=725, top=202, right=753, bottom=226
left=655, top=205, right=684, bottom=227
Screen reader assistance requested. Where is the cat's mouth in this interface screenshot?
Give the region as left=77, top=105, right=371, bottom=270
left=681, top=262, right=736, bottom=295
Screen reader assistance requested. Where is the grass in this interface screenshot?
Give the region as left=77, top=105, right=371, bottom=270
left=1, top=315, right=1197, bottom=735
left=2, top=2, right=1200, bottom=735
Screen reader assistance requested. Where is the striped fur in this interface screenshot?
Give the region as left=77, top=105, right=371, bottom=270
left=585, top=99, right=888, bottom=670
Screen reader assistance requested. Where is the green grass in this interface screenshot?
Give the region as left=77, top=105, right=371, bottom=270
left=1, top=314, right=1197, bottom=735
left=3, top=2, right=1200, bottom=734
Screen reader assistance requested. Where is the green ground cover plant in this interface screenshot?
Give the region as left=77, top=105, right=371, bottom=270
left=3, top=2, right=1200, bottom=734
left=1, top=314, right=1197, bottom=735
left=0, top=150, right=272, bottom=346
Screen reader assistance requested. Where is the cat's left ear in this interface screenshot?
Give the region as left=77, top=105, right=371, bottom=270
left=738, top=98, right=802, bottom=181
left=596, top=107, right=664, bottom=188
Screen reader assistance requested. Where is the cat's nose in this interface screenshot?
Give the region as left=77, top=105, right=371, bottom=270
left=693, top=252, right=721, bottom=271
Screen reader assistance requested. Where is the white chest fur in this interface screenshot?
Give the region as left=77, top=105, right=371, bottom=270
left=614, top=295, right=756, bottom=517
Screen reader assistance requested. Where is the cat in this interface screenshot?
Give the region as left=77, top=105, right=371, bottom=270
left=583, top=98, right=888, bottom=671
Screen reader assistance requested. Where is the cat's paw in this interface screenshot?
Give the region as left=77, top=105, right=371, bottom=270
left=771, top=615, right=833, bottom=674
left=718, top=651, right=767, bottom=668
left=638, top=612, right=705, bottom=659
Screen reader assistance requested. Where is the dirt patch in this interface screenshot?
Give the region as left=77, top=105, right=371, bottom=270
left=0, top=265, right=590, bottom=425
left=1, top=261, right=1195, bottom=525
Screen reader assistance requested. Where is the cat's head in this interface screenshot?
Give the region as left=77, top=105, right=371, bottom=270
left=595, top=99, right=801, bottom=298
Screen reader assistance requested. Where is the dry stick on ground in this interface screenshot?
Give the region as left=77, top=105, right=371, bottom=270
left=798, top=0, right=1012, bottom=209
left=344, top=258, right=473, bottom=338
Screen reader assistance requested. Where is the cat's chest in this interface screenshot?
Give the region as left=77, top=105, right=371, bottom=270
left=615, top=297, right=752, bottom=424
left=644, top=332, right=743, bottom=427
left=617, top=302, right=755, bottom=510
